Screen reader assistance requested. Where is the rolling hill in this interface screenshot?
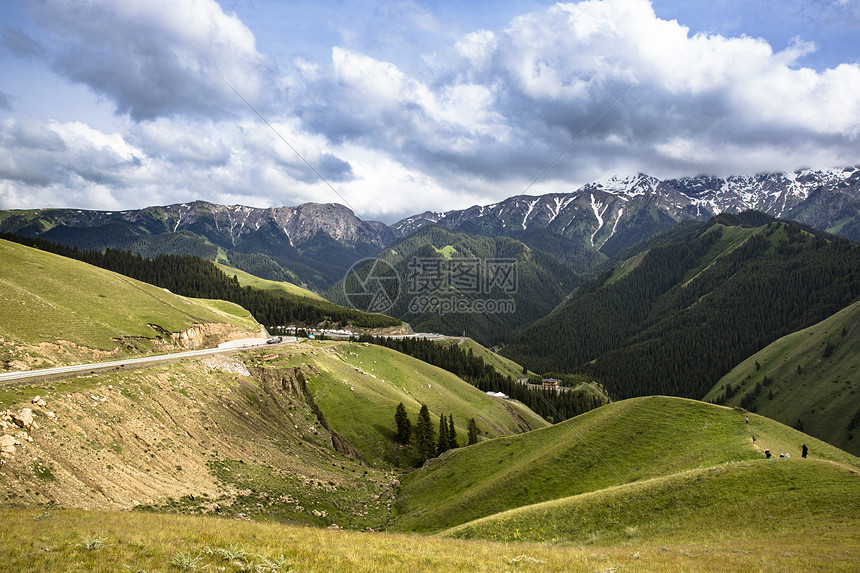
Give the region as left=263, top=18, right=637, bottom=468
left=705, top=300, right=860, bottom=455
left=0, top=339, right=546, bottom=525
left=224, top=340, right=549, bottom=468
left=0, top=231, right=402, bottom=334
left=442, top=458, right=859, bottom=545
left=216, top=262, right=326, bottom=301
left=0, top=238, right=263, bottom=371
left=389, top=396, right=858, bottom=534
left=444, top=337, right=532, bottom=380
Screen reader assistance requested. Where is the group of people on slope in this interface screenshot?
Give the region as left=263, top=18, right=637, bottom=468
left=763, top=443, right=807, bottom=459
left=748, top=417, right=808, bottom=459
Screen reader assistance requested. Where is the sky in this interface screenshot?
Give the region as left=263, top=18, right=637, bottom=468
left=1, top=0, right=858, bottom=223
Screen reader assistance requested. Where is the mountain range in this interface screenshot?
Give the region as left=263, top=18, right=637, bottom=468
left=2, top=166, right=858, bottom=290
left=502, top=211, right=860, bottom=402
left=0, top=201, right=392, bottom=290
left=392, top=166, right=860, bottom=256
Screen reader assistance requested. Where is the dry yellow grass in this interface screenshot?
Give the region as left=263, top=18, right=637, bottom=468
left=1, top=507, right=858, bottom=572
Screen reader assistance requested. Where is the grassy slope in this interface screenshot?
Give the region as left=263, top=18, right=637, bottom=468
left=216, top=262, right=326, bottom=301
left=704, top=300, right=860, bottom=455
left=0, top=349, right=398, bottom=530
left=0, top=339, right=547, bottom=527
left=449, top=337, right=532, bottom=379
left=5, top=508, right=858, bottom=573
left=678, top=224, right=759, bottom=287
left=442, top=458, right=859, bottom=546
left=0, top=238, right=259, bottom=351
left=259, top=340, right=549, bottom=467
left=390, top=396, right=859, bottom=534
left=443, top=339, right=557, bottom=423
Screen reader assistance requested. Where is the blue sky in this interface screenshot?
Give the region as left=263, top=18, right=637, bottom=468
left=1, top=0, right=858, bottom=222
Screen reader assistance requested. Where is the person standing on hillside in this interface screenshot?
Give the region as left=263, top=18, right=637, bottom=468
left=765, top=449, right=772, bottom=459
left=802, top=444, right=808, bottom=458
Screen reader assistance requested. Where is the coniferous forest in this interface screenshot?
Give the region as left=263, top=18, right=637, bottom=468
left=502, top=214, right=860, bottom=400
left=1, top=233, right=400, bottom=330
left=360, top=335, right=606, bottom=423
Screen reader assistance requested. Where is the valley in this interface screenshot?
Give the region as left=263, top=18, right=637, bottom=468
left=4, top=0, right=860, bottom=569
left=1, top=191, right=859, bottom=571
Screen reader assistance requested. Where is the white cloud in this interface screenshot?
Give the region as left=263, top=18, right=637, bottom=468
left=25, top=0, right=267, bottom=119
left=455, top=30, right=497, bottom=69
left=2, top=0, right=859, bottom=221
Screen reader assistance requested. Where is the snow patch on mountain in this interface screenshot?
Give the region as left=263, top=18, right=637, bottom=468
left=522, top=199, right=539, bottom=229
left=590, top=194, right=608, bottom=247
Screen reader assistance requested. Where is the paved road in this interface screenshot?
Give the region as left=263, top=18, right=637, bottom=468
left=0, top=337, right=297, bottom=384
left=0, top=332, right=445, bottom=385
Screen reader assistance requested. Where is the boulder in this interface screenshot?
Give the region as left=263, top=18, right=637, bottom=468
left=31, top=396, right=47, bottom=408
left=12, top=408, right=35, bottom=430
left=0, top=434, right=19, bottom=456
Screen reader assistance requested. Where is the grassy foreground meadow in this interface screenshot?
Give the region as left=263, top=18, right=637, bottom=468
left=2, top=506, right=857, bottom=573
left=442, top=459, right=860, bottom=545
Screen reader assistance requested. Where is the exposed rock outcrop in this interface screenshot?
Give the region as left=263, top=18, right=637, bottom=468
left=0, top=434, right=19, bottom=457
left=12, top=408, right=36, bottom=431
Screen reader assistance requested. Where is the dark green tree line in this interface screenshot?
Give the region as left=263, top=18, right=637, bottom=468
left=359, top=335, right=605, bottom=423
left=1, top=232, right=399, bottom=330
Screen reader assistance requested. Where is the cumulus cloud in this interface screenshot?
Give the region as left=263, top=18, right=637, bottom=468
left=2, top=0, right=859, bottom=221
left=24, top=0, right=268, bottom=120
left=0, top=114, right=360, bottom=212
left=291, top=0, right=860, bottom=198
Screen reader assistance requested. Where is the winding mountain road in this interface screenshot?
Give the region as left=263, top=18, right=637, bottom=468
left=0, top=331, right=448, bottom=386
left=0, top=337, right=297, bottom=385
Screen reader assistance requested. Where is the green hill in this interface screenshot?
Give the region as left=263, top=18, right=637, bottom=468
left=0, top=238, right=262, bottom=370
left=326, top=225, right=581, bottom=345
left=389, top=396, right=858, bottom=534
left=503, top=214, right=860, bottom=400
left=0, top=338, right=547, bottom=527
left=0, top=347, right=397, bottom=530
left=254, top=340, right=549, bottom=467
left=705, top=300, right=860, bottom=455
left=445, top=337, right=531, bottom=380
left=442, top=458, right=860, bottom=545
left=216, top=262, right=326, bottom=301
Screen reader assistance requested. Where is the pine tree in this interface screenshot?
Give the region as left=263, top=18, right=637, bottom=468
left=447, top=414, right=457, bottom=448
left=467, top=418, right=479, bottom=445
left=394, top=402, right=411, bottom=444
left=437, top=413, right=450, bottom=454
left=416, top=404, right=435, bottom=461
